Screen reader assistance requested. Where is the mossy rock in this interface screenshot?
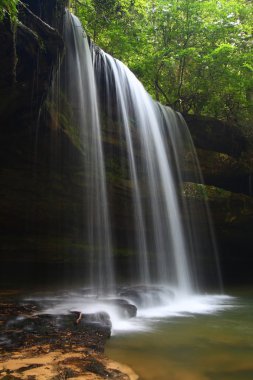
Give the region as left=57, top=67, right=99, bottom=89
left=183, top=182, right=253, bottom=224
left=182, top=181, right=253, bottom=284
left=184, top=114, right=248, bottom=158
left=182, top=147, right=253, bottom=195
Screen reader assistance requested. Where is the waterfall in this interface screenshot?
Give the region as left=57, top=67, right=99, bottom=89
left=62, top=12, right=115, bottom=294
left=59, top=11, right=221, bottom=297
left=94, top=50, right=192, bottom=293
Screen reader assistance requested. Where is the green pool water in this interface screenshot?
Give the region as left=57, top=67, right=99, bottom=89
left=106, top=289, right=253, bottom=380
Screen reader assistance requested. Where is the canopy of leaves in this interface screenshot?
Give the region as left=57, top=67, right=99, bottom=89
left=57, top=1, right=253, bottom=123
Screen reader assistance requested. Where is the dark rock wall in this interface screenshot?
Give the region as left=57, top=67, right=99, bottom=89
left=184, top=115, right=253, bottom=285
left=0, top=1, right=65, bottom=130
left=184, top=114, right=248, bottom=158
left=0, top=0, right=84, bottom=285
left=0, top=1, right=252, bottom=287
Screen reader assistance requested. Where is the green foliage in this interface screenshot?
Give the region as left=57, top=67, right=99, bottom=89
left=71, top=0, right=253, bottom=123
left=0, top=0, right=18, bottom=21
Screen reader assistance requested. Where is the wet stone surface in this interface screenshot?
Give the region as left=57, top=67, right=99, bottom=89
left=0, top=298, right=111, bottom=354
left=0, top=293, right=138, bottom=379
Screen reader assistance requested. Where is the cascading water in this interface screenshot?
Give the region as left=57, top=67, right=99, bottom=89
left=158, top=107, right=223, bottom=291
left=94, top=50, right=192, bottom=293
left=37, top=10, right=224, bottom=329
left=62, top=12, right=115, bottom=294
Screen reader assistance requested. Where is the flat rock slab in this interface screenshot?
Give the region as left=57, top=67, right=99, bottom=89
left=0, top=299, right=110, bottom=354
left=0, top=295, right=139, bottom=379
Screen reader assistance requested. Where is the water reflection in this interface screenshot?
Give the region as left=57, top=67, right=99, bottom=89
left=106, top=292, right=253, bottom=380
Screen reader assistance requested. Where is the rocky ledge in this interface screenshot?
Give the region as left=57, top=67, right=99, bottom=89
left=0, top=292, right=138, bottom=380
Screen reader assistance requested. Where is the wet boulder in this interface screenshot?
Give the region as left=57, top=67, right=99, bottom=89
left=119, top=285, right=174, bottom=307
left=101, top=298, right=137, bottom=319
left=81, top=311, right=112, bottom=329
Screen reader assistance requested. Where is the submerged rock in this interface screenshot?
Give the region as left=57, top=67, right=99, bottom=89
left=101, top=298, right=137, bottom=319
left=81, top=312, right=112, bottom=331
left=119, top=286, right=174, bottom=307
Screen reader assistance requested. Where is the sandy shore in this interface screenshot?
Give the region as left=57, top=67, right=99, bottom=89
left=0, top=345, right=139, bottom=380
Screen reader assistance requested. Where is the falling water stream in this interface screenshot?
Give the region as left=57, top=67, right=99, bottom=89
left=62, top=11, right=220, bottom=294
left=94, top=50, right=192, bottom=291
left=62, top=12, right=115, bottom=294
left=35, top=10, right=225, bottom=333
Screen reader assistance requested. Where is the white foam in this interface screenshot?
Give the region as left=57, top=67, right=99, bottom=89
left=26, top=287, right=234, bottom=335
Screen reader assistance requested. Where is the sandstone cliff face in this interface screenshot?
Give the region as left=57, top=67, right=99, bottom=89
left=0, top=1, right=65, bottom=129
left=184, top=115, right=253, bottom=284
left=0, top=0, right=85, bottom=284
left=0, top=1, right=252, bottom=287
left=184, top=114, right=253, bottom=194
